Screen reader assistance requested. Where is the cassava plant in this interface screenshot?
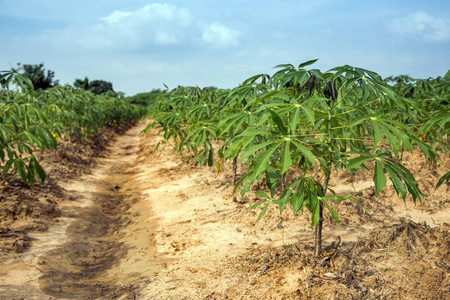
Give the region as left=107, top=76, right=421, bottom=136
left=145, top=86, right=228, bottom=166
left=222, top=59, right=440, bottom=255
left=1, top=70, right=147, bottom=185
left=0, top=71, right=57, bottom=184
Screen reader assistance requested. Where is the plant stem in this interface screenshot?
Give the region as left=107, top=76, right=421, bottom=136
left=314, top=204, right=323, bottom=256
left=314, top=108, right=334, bottom=256
left=232, top=156, right=238, bottom=185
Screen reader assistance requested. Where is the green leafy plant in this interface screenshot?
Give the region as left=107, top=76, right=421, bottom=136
left=0, top=71, right=56, bottom=184
left=221, top=60, right=440, bottom=255
left=145, top=60, right=448, bottom=256
left=0, top=70, right=147, bottom=185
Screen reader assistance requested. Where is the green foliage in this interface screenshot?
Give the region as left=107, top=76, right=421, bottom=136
left=0, top=71, right=147, bottom=185
left=386, top=71, right=450, bottom=153
left=145, top=60, right=448, bottom=255
left=11, top=63, right=58, bottom=90
left=125, top=89, right=162, bottom=106
left=436, top=171, right=450, bottom=190
left=89, top=80, right=115, bottom=95
left=144, top=86, right=227, bottom=166
left=74, top=77, right=90, bottom=90
left=74, top=77, right=116, bottom=96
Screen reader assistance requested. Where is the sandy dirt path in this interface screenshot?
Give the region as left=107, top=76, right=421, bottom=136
left=0, top=121, right=161, bottom=299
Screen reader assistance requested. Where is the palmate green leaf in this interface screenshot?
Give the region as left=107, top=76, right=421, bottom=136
left=256, top=201, right=271, bottom=222
left=255, top=190, right=271, bottom=200
left=374, top=159, right=386, bottom=195
left=346, top=155, right=372, bottom=169
left=443, top=69, right=450, bottom=81
left=251, top=143, right=281, bottom=180
left=24, top=131, right=42, bottom=148
left=268, top=109, right=288, bottom=136
left=42, top=127, right=58, bottom=149
left=322, top=195, right=347, bottom=202
left=232, top=171, right=252, bottom=195
left=436, top=171, right=450, bottom=190
left=310, top=194, right=320, bottom=227
left=16, top=160, right=27, bottom=183
left=275, top=178, right=301, bottom=213
left=242, top=73, right=270, bottom=85
left=381, top=121, right=412, bottom=152
left=277, top=73, right=297, bottom=88
left=208, top=147, right=214, bottom=167
left=290, top=139, right=316, bottom=166
left=383, top=158, right=423, bottom=202
left=17, top=141, right=23, bottom=155
left=273, top=63, right=295, bottom=70
left=236, top=126, right=269, bottom=137
left=418, top=112, right=450, bottom=136
left=241, top=174, right=254, bottom=197
left=385, top=164, right=407, bottom=200
left=217, top=113, right=248, bottom=136
left=288, top=106, right=300, bottom=134
left=223, top=135, right=254, bottom=159
left=3, top=159, right=15, bottom=176
left=0, top=126, right=8, bottom=146
left=265, top=169, right=281, bottom=196
left=371, top=120, right=382, bottom=146
left=348, top=115, right=369, bottom=128
left=251, top=90, right=289, bottom=107
left=250, top=199, right=269, bottom=210
left=290, top=191, right=304, bottom=214
left=299, top=59, right=320, bottom=68
left=377, top=122, right=400, bottom=157
left=309, top=69, right=325, bottom=81
left=238, top=139, right=279, bottom=164
left=279, top=141, right=292, bottom=174
left=301, top=105, right=315, bottom=124
left=409, top=135, right=438, bottom=165
left=295, top=71, right=310, bottom=88
left=322, top=200, right=339, bottom=224
left=29, top=156, right=46, bottom=183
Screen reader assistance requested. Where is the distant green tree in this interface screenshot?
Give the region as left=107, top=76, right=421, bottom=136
left=89, top=80, right=115, bottom=95
left=124, top=90, right=161, bottom=106
left=74, top=77, right=116, bottom=96
left=74, top=77, right=90, bottom=90
left=12, top=63, right=58, bottom=90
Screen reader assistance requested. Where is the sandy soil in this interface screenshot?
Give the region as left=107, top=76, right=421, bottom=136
left=0, top=120, right=449, bottom=299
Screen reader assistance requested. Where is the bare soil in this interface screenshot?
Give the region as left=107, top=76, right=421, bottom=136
left=0, top=120, right=449, bottom=300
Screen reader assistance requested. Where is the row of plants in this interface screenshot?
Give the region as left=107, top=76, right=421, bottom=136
left=145, top=59, right=449, bottom=254
left=0, top=71, right=147, bottom=185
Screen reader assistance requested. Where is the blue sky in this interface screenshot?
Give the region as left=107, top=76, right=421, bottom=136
left=1, top=0, right=449, bottom=96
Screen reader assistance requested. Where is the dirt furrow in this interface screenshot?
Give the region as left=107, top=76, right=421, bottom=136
left=35, top=121, right=159, bottom=299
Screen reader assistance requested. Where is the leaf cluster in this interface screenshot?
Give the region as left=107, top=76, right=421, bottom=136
left=0, top=72, right=147, bottom=185
left=144, top=60, right=448, bottom=229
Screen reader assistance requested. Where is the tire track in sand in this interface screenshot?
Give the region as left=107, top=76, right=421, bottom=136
left=37, top=120, right=162, bottom=299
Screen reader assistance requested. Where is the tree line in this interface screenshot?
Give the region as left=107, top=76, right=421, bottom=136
left=1, top=62, right=117, bottom=96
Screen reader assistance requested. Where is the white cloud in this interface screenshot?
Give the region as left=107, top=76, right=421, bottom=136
left=202, top=23, right=241, bottom=48
left=24, top=3, right=195, bottom=51
left=97, top=3, right=192, bottom=47
left=14, top=3, right=243, bottom=53
left=102, top=4, right=192, bottom=26
left=390, top=11, right=450, bottom=42
left=101, top=11, right=132, bottom=25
